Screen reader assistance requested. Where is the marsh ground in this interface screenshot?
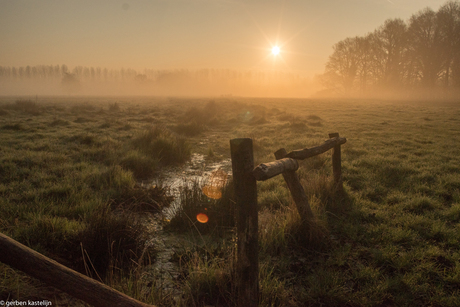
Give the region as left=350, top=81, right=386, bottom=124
left=1, top=96, right=460, bottom=306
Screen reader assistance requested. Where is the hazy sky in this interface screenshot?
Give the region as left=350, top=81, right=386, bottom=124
left=0, top=0, right=449, bottom=77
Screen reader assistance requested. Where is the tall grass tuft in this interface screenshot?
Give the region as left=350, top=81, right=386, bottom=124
left=259, top=261, right=295, bottom=306
left=173, top=121, right=206, bottom=136
left=259, top=202, right=327, bottom=256
left=109, top=102, right=120, bottom=112
left=77, top=203, right=150, bottom=279
left=180, top=241, right=236, bottom=307
left=87, top=165, right=135, bottom=191
left=120, top=150, right=159, bottom=180
left=6, top=99, right=41, bottom=115
left=13, top=215, right=85, bottom=256
left=110, top=184, right=173, bottom=213
left=167, top=180, right=235, bottom=235
left=0, top=108, right=9, bottom=116
left=132, top=126, right=191, bottom=166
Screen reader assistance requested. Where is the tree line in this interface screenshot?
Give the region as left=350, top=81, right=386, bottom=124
left=0, top=64, right=307, bottom=87
left=319, top=1, right=460, bottom=98
left=0, top=64, right=313, bottom=97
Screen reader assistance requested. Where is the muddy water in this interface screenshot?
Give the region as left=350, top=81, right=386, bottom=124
left=156, top=153, right=232, bottom=219
left=142, top=153, right=232, bottom=300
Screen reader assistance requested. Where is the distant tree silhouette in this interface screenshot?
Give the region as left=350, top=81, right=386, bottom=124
left=438, top=1, right=460, bottom=88
left=322, top=36, right=368, bottom=94
left=96, top=67, right=102, bottom=80
left=61, top=72, right=81, bottom=94
left=369, top=19, right=407, bottom=89
left=25, top=65, right=31, bottom=78
left=0, top=63, right=311, bottom=96
left=134, top=74, right=148, bottom=83
left=320, top=0, right=460, bottom=97
left=18, top=67, right=24, bottom=79
left=406, top=8, right=444, bottom=88
left=11, top=67, right=17, bottom=78
left=61, top=64, right=68, bottom=75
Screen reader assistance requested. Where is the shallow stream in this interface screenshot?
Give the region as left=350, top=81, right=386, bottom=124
left=142, top=153, right=232, bottom=300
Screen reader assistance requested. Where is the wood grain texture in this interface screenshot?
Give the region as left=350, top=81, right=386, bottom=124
left=0, top=232, right=155, bottom=307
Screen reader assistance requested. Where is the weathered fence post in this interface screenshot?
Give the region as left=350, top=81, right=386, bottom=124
left=230, top=138, right=258, bottom=307
left=274, top=148, right=314, bottom=224
left=328, top=132, right=343, bottom=192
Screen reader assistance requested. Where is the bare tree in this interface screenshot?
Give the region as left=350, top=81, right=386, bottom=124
left=369, top=19, right=408, bottom=89
left=323, top=36, right=368, bottom=94
left=437, top=1, right=460, bottom=88
left=406, top=8, right=444, bottom=88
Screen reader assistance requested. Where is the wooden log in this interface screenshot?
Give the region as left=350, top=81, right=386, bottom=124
left=252, top=157, right=299, bottom=181
left=285, top=137, right=347, bottom=160
left=274, top=148, right=314, bottom=223
left=230, top=138, right=258, bottom=307
left=329, top=133, right=343, bottom=192
left=0, top=232, right=155, bottom=307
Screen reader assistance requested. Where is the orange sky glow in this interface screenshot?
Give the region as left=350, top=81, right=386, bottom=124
left=0, top=0, right=448, bottom=78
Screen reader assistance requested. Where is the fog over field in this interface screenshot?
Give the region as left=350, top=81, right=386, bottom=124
left=0, top=67, right=317, bottom=97
left=1, top=0, right=459, bottom=99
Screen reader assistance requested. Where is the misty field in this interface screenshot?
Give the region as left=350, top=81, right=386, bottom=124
left=1, top=96, right=460, bottom=306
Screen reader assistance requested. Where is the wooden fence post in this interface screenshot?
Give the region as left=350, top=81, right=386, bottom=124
left=230, top=138, right=258, bottom=307
left=329, top=132, right=343, bottom=192
left=274, top=148, right=314, bottom=224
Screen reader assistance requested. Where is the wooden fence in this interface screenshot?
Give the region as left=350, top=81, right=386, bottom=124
left=230, top=133, right=347, bottom=307
left=1, top=133, right=345, bottom=307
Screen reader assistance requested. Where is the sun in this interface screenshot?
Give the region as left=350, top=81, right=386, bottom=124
left=271, top=46, right=280, bottom=56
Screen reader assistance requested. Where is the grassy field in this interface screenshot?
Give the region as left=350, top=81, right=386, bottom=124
left=1, top=96, right=460, bottom=306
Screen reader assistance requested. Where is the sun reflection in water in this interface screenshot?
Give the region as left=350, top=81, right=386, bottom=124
left=198, top=168, right=229, bottom=223
left=201, top=168, right=228, bottom=200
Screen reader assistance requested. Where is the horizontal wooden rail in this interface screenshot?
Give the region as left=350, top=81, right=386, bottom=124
left=285, top=137, right=347, bottom=160
left=0, top=232, right=155, bottom=307
left=252, top=157, right=299, bottom=181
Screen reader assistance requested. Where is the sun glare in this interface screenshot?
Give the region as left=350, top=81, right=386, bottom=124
left=271, top=46, right=280, bottom=55
left=196, top=213, right=209, bottom=224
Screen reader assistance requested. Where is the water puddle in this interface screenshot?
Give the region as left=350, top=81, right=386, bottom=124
left=155, top=153, right=232, bottom=219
